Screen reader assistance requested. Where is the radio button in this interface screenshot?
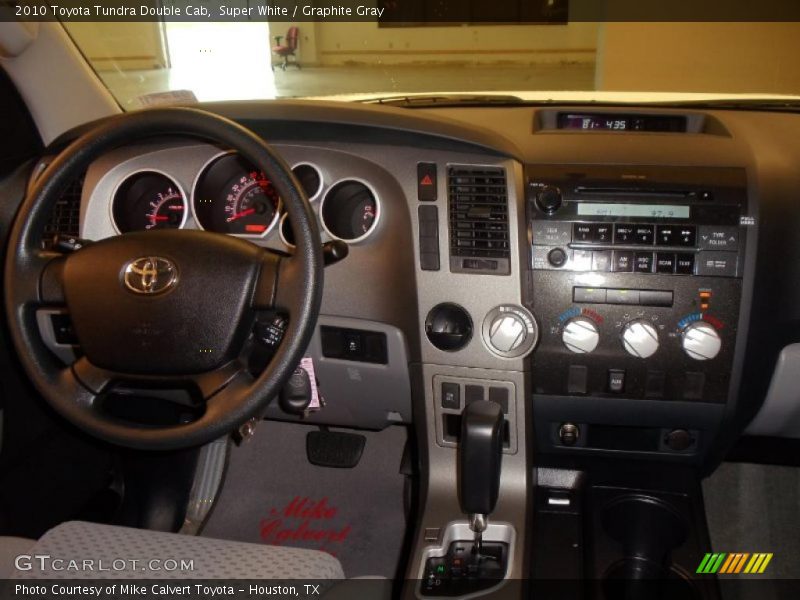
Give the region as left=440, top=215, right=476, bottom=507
left=607, top=289, right=640, bottom=305
left=573, top=223, right=595, bottom=242
left=639, top=290, right=674, bottom=307
left=532, top=221, right=571, bottom=246
left=547, top=247, right=569, bottom=268
left=595, top=223, right=613, bottom=243
left=698, top=225, right=739, bottom=251
left=675, top=253, right=695, bottom=275
left=677, top=226, right=697, bottom=247
left=634, top=252, right=654, bottom=273
left=614, top=224, right=636, bottom=244
left=656, top=225, right=677, bottom=246
left=574, top=287, right=607, bottom=303
left=592, top=250, right=612, bottom=272
left=612, top=250, right=633, bottom=272
left=634, top=224, right=655, bottom=245
left=655, top=253, right=676, bottom=273
left=572, top=249, right=593, bottom=271
left=696, top=251, right=738, bottom=277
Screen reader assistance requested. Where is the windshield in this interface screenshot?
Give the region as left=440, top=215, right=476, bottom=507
left=64, top=14, right=800, bottom=110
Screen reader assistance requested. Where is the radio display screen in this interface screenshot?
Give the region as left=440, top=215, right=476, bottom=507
left=577, top=203, right=691, bottom=219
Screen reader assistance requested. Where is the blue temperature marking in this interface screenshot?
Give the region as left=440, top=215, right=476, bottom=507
left=678, top=312, right=703, bottom=329
left=558, top=307, right=581, bottom=323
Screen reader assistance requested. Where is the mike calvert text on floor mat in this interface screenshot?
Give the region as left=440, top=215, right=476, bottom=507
left=259, top=496, right=352, bottom=555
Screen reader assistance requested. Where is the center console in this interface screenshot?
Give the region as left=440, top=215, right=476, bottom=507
left=527, top=166, right=752, bottom=460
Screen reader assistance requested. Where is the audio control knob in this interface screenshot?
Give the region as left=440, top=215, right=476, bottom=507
left=562, top=317, right=600, bottom=354
left=621, top=320, right=660, bottom=358
left=482, top=305, right=539, bottom=359
left=682, top=321, right=722, bottom=360
left=536, top=186, right=563, bottom=214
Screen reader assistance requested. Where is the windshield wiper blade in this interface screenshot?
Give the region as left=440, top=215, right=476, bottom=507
left=364, top=94, right=525, bottom=107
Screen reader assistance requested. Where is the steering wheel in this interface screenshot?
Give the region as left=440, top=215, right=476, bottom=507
left=3, top=108, right=323, bottom=450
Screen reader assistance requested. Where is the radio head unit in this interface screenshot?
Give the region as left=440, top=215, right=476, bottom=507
left=527, top=165, right=750, bottom=416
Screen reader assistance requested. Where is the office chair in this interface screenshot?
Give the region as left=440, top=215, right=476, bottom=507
left=272, top=26, right=301, bottom=71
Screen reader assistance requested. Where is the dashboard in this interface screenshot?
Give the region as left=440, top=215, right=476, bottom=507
left=32, top=99, right=800, bottom=469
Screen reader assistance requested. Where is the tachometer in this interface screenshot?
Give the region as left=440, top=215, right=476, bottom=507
left=111, top=171, right=187, bottom=233
left=192, top=153, right=281, bottom=237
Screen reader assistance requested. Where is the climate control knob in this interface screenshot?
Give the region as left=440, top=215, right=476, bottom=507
left=621, top=320, right=660, bottom=358
left=682, top=321, right=722, bottom=360
left=562, top=317, right=600, bottom=354
left=482, top=305, right=539, bottom=359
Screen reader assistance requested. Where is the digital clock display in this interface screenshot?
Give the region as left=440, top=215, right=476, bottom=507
left=577, top=203, right=691, bottom=219
left=557, top=113, right=687, bottom=132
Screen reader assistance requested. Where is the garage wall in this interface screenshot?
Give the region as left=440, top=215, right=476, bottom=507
left=596, top=22, right=800, bottom=94
left=64, top=22, right=168, bottom=71
left=312, top=21, right=598, bottom=66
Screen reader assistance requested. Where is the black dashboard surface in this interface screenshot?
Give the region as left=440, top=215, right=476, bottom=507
left=35, top=100, right=800, bottom=463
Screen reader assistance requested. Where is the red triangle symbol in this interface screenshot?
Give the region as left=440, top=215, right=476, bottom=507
left=420, top=174, right=433, bottom=186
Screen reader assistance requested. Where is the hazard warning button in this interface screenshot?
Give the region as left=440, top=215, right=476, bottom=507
left=417, top=162, right=437, bottom=201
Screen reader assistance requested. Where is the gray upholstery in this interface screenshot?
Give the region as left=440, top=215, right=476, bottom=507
left=0, top=536, right=35, bottom=578
left=7, top=521, right=344, bottom=579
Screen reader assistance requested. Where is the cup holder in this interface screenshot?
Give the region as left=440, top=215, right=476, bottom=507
left=602, top=494, right=688, bottom=564
left=603, top=559, right=699, bottom=600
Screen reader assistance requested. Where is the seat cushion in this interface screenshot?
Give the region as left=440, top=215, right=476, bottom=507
left=10, top=521, right=344, bottom=579
left=0, top=536, right=35, bottom=579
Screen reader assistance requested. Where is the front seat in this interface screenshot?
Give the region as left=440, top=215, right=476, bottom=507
left=1, top=521, right=344, bottom=579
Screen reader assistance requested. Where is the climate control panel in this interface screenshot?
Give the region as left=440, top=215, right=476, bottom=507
left=527, top=165, right=748, bottom=404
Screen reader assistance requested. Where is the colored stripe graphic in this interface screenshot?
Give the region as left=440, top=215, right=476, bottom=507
left=698, top=553, right=728, bottom=574
left=700, top=552, right=774, bottom=575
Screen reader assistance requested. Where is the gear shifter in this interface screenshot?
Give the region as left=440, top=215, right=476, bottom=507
left=459, top=400, right=504, bottom=554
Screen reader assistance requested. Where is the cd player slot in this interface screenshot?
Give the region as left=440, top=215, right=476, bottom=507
left=573, top=187, right=697, bottom=199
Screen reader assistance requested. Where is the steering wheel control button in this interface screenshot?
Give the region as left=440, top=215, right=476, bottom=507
left=417, top=162, right=438, bottom=201
left=682, top=321, right=722, bottom=360
left=621, top=320, right=660, bottom=358
left=122, top=256, right=178, bottom=295
left=547, top=247, right=568, bottom=268
left=562, top=317, right=600, bottom=354
left=482, top=305, right=538, bottom=359
left=425, top=303, right=473, bottom=352
left=608, top=369, right=626, bottom=393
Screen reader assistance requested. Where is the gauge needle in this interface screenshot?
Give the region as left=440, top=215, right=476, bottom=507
left=227, top=208, right=256, bottom=222
left=150, top=215, right=169, bottom=221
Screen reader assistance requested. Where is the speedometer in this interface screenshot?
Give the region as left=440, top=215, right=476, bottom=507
left=192, top=153, right=281, bottom=237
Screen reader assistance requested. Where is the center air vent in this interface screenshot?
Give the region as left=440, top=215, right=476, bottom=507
left=448, top=166, right=510, bottom=275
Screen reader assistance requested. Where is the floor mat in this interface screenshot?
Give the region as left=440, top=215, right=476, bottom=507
left=703, top=462, right=800, bottom=599
left=201, top=421, right=409, bottom=578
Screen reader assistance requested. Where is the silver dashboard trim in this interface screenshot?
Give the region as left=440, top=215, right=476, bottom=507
left=318, top=176, right=382, bottom=245
left=109, top=168, right=189, bottom=234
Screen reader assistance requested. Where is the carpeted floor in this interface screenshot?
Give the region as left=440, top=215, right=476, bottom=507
left=201, top=421, right=409, bottom=578
left=703, top=462, right=800, bottom=599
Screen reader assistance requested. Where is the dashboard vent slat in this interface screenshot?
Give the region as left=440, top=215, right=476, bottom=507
left=448, top=166, right=511, bottom=271
left=42, top=176, right=83, bottom=246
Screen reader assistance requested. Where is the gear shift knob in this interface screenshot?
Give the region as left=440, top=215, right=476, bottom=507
left=459, top=400, right=504, bottom=528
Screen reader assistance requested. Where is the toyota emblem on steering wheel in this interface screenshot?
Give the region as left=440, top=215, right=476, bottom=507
left=123, top=257, right=178, bottom=295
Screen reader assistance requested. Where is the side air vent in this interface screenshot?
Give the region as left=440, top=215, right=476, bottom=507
left=42, top=175, right=83, bottom=247
left=448, top=166, right=510, bottom=275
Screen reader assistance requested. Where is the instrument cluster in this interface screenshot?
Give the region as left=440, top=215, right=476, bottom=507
left=108, top=151, right=380, bottom=246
